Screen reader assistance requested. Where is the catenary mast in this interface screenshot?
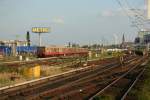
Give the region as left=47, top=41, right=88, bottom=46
left=148, top=0, right=150, bottom=19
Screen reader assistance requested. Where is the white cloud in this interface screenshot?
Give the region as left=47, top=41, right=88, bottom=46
left=52, top=17, right=64, bottom=25
left=101, top=10, right=115, bottom=17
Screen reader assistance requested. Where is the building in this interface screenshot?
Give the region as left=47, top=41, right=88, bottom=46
left=120, top=34, right=125, bottom=49
left=0, top=40, right=27, bottom=46
left=135, top=30, right=150, bottom=44
left=144, top=34, right=150, bottom=44
left=134, top=37, right=140, bottom=44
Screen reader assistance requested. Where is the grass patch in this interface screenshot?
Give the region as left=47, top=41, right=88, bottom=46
left=0, top=65, right=18, bottom=73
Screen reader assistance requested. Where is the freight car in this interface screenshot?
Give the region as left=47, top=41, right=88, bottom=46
left=37, top=47, right=88, bottom=58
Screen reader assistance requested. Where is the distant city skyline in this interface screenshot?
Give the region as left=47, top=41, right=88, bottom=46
left=0, top=0, right=144, bottom=46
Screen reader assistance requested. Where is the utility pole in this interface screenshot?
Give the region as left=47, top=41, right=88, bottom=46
left=148, top=0, right=150, bottom=19
left=39, top=33, right=41, bottom=46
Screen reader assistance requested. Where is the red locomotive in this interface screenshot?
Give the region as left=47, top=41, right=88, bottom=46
left=37, top=46, right=88, bottom=57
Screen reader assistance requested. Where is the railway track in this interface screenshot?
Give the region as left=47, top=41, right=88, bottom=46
left=89, top=57, right=148, bottom=100
left=0, top=55, right=140, bottom=100
left=120, top=66, right=146, bottom=100
left=39, top=57, right=143, bottom=100
left=0, top=56, right=86, bottom=67
left=0, top=55, right=134, bottom=67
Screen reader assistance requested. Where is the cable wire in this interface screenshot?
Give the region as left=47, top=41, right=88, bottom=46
left=124, top=0, right=146, bottom=21
left=115, top=0, right=141, bottom=30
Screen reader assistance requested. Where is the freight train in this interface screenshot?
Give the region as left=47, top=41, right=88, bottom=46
left=0, top=46, right=88, bottom=58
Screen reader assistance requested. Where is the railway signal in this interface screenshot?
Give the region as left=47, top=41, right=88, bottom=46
left=26, top=31, right=30, bottom=46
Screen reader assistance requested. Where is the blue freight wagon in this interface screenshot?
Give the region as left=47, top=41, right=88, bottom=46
left=0, top=46, right=12, bottom=56
left=16, top=46, right=37, bottom=55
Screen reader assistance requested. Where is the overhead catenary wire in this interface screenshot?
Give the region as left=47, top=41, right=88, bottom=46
left=125, top=0, right=150, bottom=30
left=115, top=0, right=141, bottom=30
left=125, top=0, right=146, bottom=20
left=124, top=0, right=146, bottom=28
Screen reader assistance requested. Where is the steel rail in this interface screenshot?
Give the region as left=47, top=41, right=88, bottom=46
left=120, top=66, right=146, bottom=100
left=0, top=56, right=137, bottom=99
left=89, top=58, right=144, bottom=100
left=0, top=60, right=120, bottom=98
left=28, top=57, right=139, bottom=99
left=27, top=62, right=120, bottom=99
left=0, top=57, right=120, bottom=92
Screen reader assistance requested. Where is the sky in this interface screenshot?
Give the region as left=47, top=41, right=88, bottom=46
left=0, top=0, right=145, bottom=46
